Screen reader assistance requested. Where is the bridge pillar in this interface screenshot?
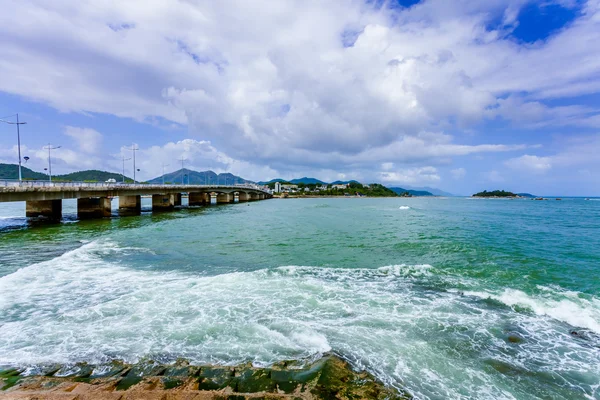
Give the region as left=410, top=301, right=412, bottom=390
left=26, top=200, right=62, bottom=220
left=217, top=192, right=233, bottom=204
left=78, top=197, right=112, bottom=219
left=189, top=192, right=209, bottom=206
left=152, top=194, right=176, bottom=211
left=238, top=192, right=249, bottom=202
left=258, top=193, right=265, bottom=200
left=118, top=195, right=141, bottom=215
left=174, top=193, right=182, bottom=207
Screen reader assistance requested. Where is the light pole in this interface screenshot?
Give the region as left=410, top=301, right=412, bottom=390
left=162, top=163, right=170, bottom=185
left=0, top=113, right=27, bottom=182
left=43, top=144, right=61, bottom=182
left=179, top=157, right=186, bottom=184
left=128, top=144, right=139, bottom=184
left=121, top=155, right=131, bottom=183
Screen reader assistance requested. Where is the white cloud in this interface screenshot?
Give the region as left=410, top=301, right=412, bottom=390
left=63, top=126, right=103, bottom=154
left=0, top=0, right=597, bottom=173
left=0, top=0, right=599, bottom=194
left=505, top=154, right=552, bottom=173
left=451, top=167, right=466, bottom=179
left=379, top=166, right=441, bottom=184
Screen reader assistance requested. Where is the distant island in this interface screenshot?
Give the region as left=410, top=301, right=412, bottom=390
left=472, top=190, right=517, bottom=198
left=389, top=187, right=434, bottom=196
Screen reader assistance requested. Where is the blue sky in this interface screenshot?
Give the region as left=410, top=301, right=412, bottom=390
left=0, top=0, right=599, bottom=195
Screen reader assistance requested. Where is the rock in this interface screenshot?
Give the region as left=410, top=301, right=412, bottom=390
left=0, top=355, right=410, bottom=399
left=197, top=366, right=235, bottom=391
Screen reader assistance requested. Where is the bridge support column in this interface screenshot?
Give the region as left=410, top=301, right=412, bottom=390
left=174, top=193, right=182, bottom=207
left=217, top=193, right=233, bottom=204
left=238, top=192, right=249, bottom=202
left=258, top=193, right=265, bottom=200
left=152, top=194, right=176, bottom=211
left=26, top=200, right=62, bottom=220
left=78, top=197, right=112, bottom=219
left=189, top=192, right=209, bottom=206
left=118, top=195, right=141, bottom=215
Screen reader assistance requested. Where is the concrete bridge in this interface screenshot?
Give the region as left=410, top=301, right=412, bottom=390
left=0, top=180, right=272, bottom=220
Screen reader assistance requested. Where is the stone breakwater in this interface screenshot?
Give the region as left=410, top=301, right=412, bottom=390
left=0, top=355, right=411, bottom=400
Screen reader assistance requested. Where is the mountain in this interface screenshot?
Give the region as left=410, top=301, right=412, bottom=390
left=257, top=178, right=287, bottom=185
left=289, top=177, right=325, bottom=185
left=331, top=180, right=360, bottom=185
left=57, top=170, right=131, bottom=182
left=0, top=163, right=131, bottom=182
left=389, top=187, right=434, bottom=196
left=517, top=192, right=535, bottom=198
left=0, top=163, right=47, bottom=180
left=148, top=168, right=251, bottom=185
left=402, top=185, right=456, bottom=197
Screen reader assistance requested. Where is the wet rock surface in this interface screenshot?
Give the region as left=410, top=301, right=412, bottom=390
left=0, top=354, right=411, bottom=399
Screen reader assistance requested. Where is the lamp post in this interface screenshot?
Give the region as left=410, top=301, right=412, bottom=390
left=43, top=143, right=61, bottom=182
left=121, top=155, right=131, bottom=183
left=162, top=163, right=170, bottom=185
left=179, top=157, right=186, bottom=184
left=0, top=113, right=27, bottom=182
left=127, top=144, right=139, bottom=184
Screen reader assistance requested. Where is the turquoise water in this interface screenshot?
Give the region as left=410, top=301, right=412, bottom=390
left=0, top=197, right=599, bottom=399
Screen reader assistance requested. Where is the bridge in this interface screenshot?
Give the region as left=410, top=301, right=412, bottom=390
left=0, top=180, right=272, bottom=220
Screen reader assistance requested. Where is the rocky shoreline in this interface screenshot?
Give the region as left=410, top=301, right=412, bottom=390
left=0, top=354, right=411, bottom=400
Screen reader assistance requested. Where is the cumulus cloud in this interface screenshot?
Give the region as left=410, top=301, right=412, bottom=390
left=0, top=0, right=599, bottom=190
left=379, top=167, right=441, bottom=184
left=451, top=168, right=466, bottom=179
left=505, top=154, right=552, bottom=173
left=63, top=126, right=103, bottom=154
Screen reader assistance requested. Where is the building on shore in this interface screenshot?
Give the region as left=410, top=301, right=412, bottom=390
left=274, top=181, right=282, bottom=193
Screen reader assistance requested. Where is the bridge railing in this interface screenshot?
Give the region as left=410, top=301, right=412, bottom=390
left=0, top=179, right=271, bottom=193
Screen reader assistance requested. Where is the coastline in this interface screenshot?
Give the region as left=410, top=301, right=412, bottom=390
left=0, top=354, right=410, bottom=400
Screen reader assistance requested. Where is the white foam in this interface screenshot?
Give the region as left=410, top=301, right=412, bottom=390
left=398, top=206, right=410, bottom=210
left=1, top=242, right=599, bottom=399
left=463, top=288, right=600, bottom=333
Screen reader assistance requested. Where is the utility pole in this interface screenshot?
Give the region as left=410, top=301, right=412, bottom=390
left=128, top=144, right=139, bottom=184
left=162, top=163, right=170, bottom=185
left=179, top=157, right=186, bottom=184
left=121, top=156, right=131, bottom=183
left=0, top=113, right=27, bottom=182
left=43, top=144, right=61, bottom=182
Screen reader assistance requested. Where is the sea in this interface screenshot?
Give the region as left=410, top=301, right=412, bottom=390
left=0, top=197, right=599, bottom=399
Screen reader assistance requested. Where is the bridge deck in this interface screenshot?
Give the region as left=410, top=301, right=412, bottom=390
left=0, top=181, right=271, bottom=203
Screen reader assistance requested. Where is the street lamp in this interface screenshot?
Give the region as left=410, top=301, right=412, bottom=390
left=162, top=163, right=170, bottom=185
left=43, top=144, right=61, bottom=182
left=0, top=113, right=27, bottom=181
left=127, top=144, right=139, bottom=184
left=121, top=155, right=131, bottom=183
left=179, top=157, right=186, bottom=184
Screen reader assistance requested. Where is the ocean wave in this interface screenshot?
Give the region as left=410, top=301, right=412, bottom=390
left=462, top=288, right=600, bottom=334
left=1, top=242, right=599, bottom=399
left=398, top=206, right=410, bottom=210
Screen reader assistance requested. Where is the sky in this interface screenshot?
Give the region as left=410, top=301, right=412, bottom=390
left=0, top=0, right=599, bottom=196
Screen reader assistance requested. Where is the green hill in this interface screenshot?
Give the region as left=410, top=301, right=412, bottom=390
left=0, top=163, right=47, bottom=180
left=56, top=170, right=131, bottom=182
left=473, top=190, right=517, bottom=198
left=148, top=169, right=251, bottom=185
left=390, top=187, right=434, bottom=196
left=0, top=163, right=131, bottom=182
